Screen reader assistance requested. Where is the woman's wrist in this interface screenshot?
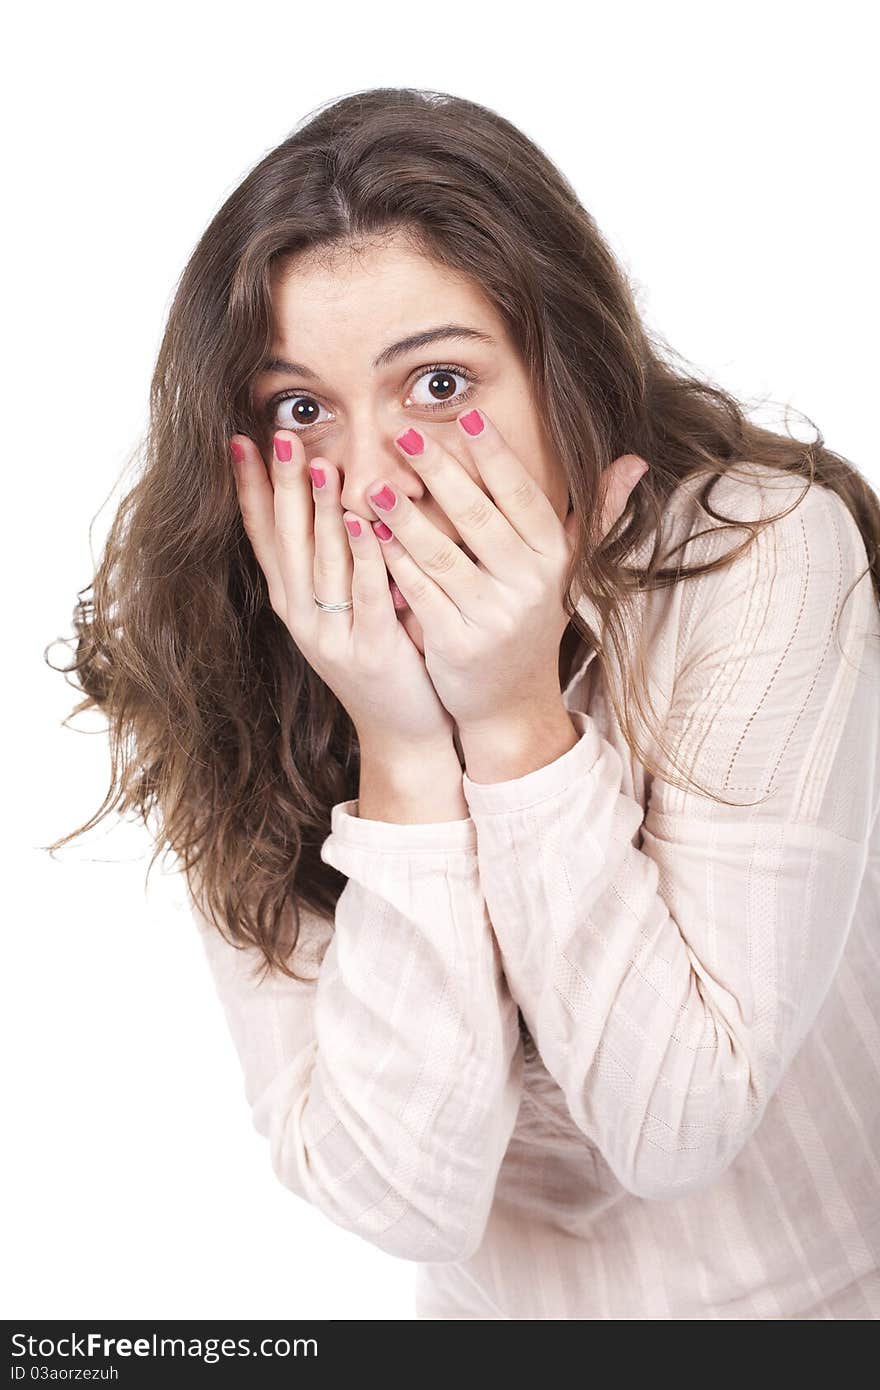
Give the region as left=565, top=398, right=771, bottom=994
left=357, top=736, right=469, bottom=824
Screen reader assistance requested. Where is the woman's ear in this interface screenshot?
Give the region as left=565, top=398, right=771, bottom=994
left=565, top=455, right=649, bottom=553
left=596, top=454, right=649, bottom=543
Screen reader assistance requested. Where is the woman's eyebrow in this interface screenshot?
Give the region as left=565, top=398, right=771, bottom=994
left=258, top=324, right=495, bottom=380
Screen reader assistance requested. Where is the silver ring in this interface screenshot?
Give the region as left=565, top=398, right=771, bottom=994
left=313, top=592, right=354, bottom=612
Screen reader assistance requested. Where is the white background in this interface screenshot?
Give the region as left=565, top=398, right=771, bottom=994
left=5, top=0, right=877, bottom=1321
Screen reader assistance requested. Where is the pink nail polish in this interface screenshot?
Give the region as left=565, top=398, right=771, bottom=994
left=274, top=435, right=292, bottom=462
left=372, top=520, right=393, bottom=541
left=309, top=464, right=326, bottom=489
left=345, top=517, right=362, bottom=538
left=229, top=439, right=245, bottom=464
left=369, top=484, right=397, bottom=510
left=396, top=428, right=423, bottom=455
left=459, top=409, right=484, bottom=436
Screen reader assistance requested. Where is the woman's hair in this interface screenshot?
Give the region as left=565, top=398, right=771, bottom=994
left=45, top=86, right=880, bottom=982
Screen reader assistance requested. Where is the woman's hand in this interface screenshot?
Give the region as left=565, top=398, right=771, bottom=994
left=229, top=429, right=458, bottom=754
left=358, top=409, right=649, bottom=735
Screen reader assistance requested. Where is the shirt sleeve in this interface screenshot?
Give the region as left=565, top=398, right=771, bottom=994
left=190, top=804, right=523, bottom=1262
left=460, top=480, right=879, bottom=1202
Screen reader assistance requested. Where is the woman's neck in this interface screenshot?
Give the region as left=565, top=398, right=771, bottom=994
left=558, top=622, right=584, bottom=691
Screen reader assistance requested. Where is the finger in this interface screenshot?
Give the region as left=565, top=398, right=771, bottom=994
left=306, top=452, right=354, bottom=610
left=369, top=516, right=455, bottom=626
left=364, top=478, right=479, bottom=617
left=390, top=418, right=527, bottom=578
left=340, top=508, right=400, bottom=640
left=446, top=409, right=561, bottom=556
left=268, top=430, right=320, bottom=623
left=230, top=434, right=288, bottom=611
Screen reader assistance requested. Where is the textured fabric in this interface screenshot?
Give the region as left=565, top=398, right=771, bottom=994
left=191, top=464, right=880, bottom=1319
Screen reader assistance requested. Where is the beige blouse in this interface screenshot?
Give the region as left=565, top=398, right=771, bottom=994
left=190, top=463, right=880, bottom=1319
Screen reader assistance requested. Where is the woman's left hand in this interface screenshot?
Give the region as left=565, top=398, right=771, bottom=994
left=356, top=408, right=649, bottom=734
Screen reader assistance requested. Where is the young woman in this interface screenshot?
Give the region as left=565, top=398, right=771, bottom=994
left=49, top=87, right=880, bottom=1320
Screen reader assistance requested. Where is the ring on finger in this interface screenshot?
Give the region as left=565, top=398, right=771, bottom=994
left=313, top=592, right=353, bottom=612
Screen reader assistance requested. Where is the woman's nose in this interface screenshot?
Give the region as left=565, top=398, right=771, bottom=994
left=336, top=439, right=421, bottom=518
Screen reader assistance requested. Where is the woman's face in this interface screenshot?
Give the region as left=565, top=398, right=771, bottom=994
left=252, top=233, right=570, bottom=654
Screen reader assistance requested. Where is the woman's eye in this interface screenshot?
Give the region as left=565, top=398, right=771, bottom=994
left=269, top=394, right=330, bottom=432
left=407, top=365, right=475, bottom=411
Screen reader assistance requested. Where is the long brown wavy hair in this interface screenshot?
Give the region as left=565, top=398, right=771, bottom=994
left=45, top=86, right=880, bottom=983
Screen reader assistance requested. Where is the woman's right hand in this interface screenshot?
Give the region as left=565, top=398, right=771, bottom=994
left=230, top=428, right=458, bottom=754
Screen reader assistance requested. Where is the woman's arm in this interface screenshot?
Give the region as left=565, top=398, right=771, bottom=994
left=457, top=479, right=879, bottom=1201
left=190, top=744, right=522, bottom=1264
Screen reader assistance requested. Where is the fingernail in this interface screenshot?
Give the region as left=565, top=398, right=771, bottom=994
left=369, top=484, right=397, bottom=510
left=395, top=428, right=423, bottom=456
left=459, top=409, right=484, bottom=436
left=308, top=464, right=326, bottom=489
left=372, top=520, right=393, bottom=541
left=345, top=517, right=362, bottom=538
left=274, top=435, right=292, bottom=462
left=229, top=440, right=245, bottom=464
